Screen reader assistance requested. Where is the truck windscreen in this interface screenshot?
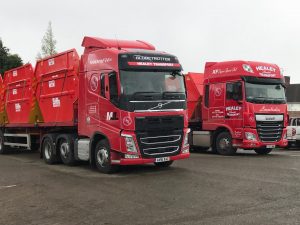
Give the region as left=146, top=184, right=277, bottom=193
left=118, top=70, right=186, bottom=112
left=245, top=82, right=286, bottom=104
left=120, top=71, right=185, bottom=94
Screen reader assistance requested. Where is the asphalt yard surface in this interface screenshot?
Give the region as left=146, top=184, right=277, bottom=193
left=0, top=148, right=300, bottom=225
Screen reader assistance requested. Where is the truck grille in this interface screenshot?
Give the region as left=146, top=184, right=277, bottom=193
left=256, top=121, right=283, bottom=142
left=135, top=116, right=184, bottom=158
left=136, top=133, right=182, bottom=158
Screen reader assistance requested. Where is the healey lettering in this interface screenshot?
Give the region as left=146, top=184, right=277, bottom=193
left=256, top=65, right=276, bottom=72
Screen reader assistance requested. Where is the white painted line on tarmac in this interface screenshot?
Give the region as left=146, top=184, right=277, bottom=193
left=0, top=184, right=17, bottom=190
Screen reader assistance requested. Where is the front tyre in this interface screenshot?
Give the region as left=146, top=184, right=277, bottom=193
left=254, top=148, right=272, bottom=155
left=215, top=132, right=237, bottom=155
left=94, top=140, right=118, bottom=174
left=154, top=161, right=174, bottom=167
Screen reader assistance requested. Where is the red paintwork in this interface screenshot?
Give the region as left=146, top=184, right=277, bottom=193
left=0, top=75, right=4, bottom=124
left=204, top=60, right=283, bottom=81
left=78, top=37, right=189, bottom=162
left=82, top=36, right=155, bottom=51
left=3, top=64, right=35, bottom=124
left=185, top=72, right=204, bottom=123
left=0, top=37, right=189, bottom=166
left=186, top=60, right=288, bottom=149
left=0, top=75, right=3, bottom=111
left=35, top=49, right=79, bottom=126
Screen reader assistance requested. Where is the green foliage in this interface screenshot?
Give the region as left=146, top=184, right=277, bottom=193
left=0, top=39, right=23, bottom=76
left=37, top=21, right=57, bottom=59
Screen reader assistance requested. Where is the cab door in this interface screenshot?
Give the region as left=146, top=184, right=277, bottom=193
left=224, top=81, right=243, bottom=139
left=208, top=82, right=226, bottom=124
left=85, top=71, right=102, bottom=126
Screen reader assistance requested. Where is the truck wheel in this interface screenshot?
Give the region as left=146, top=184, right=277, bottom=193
left=0, top=131, right=7, bottom=154
left=154, top=161, right=174, bottom=167
left=42, top=137, right=59, bottom=164
left=58, top=135, right=76, bottom=166
left=254, top=148, right=272, bottom=155
left=94, top=140, right=118, bottom=174
left=215, top=132, right=237, bottom=155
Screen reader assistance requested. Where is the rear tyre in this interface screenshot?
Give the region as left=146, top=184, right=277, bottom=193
left=42, top=137, right=60, bottom=164
left=254, top=148, right=272, bottom=155
left=154, top=160, right=174, bottom=168
left=0, top=131, right=7, bottom=154
left=58, top=135, right=76, bottom=166
left=94, top=140, right=118, bottom=174
left=215, top=132, right=237, bottom=156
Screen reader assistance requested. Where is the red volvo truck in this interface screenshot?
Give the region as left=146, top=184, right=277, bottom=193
left=0, top=37, right=190, bottom=173
left=185, top=61, right=288, bottom=155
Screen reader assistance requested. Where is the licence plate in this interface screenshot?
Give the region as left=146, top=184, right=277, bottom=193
left=266, top=145, right=275, bottom=149
left=155, top=157, right=170, bottom=163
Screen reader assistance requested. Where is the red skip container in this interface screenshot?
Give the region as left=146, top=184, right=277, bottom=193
left=34, top=49, right=79, bottom=126
left=3, top=64, right=40, bottom=125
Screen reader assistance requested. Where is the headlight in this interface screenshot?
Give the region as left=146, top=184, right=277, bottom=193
left=183, top=129, right=191, bottom=147
left=245, top=132, right=257, bottom=141
left=121, top=134, right=137, bottom=153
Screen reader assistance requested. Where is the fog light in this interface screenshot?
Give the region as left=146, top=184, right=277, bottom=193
left=245, top=132, right=257, bottom=141
left=124, top=154, right=139, bottom=159
left=182, top=148, right=189, bottom=154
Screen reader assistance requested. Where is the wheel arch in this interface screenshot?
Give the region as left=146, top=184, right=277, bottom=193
left=55, top=133, right=77, bottom=149
left=212, top=126, right=232, bottom=146
left=89, top=132, right=110, bottom=166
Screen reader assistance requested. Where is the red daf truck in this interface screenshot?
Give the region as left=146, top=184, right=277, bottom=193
left=0, top=37, right=190, bottom=173
left=185, top=61, right=288, bottom=155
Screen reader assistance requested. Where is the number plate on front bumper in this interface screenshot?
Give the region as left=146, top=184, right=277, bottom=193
left=155, top=157, right=170, bottom=163
left=266, top=145, right=275, bottom=149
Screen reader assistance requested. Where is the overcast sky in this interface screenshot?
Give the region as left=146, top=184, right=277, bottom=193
left=1, top=0, right=300, bottom=82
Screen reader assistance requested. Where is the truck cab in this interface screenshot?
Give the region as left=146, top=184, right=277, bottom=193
left=187, top=61, right=288, bottom=155
left=78, top=37, right=190, bottom=172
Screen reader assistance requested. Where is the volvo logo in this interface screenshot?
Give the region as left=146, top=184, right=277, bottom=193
left=147, top=101, right=171, bottom=111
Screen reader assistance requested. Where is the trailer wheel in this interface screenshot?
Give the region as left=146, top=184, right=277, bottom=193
left=94, top=140, right=118, bottom=174
left=254, top=148, right=272, bottom=155
left=58, top=135, right=76, bottom=166
left=154, top=161, right=174, bottom=167
left=215, top=132, right=237, bottom=155
left=0, top=131, right=7, bottom=154
left=42, top=137, right=59, bottom=164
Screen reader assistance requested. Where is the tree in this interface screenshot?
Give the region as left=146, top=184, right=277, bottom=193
left=0, top=39, right=23, bottom=75
left=37, top=21, right=57, bottom=59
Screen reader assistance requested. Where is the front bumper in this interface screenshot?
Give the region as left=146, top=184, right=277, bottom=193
left=234, top=128, right=288, bottom=149
left=116, top=152, right=190, bottom=165
left=116, top=128, right=190, bottom=165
